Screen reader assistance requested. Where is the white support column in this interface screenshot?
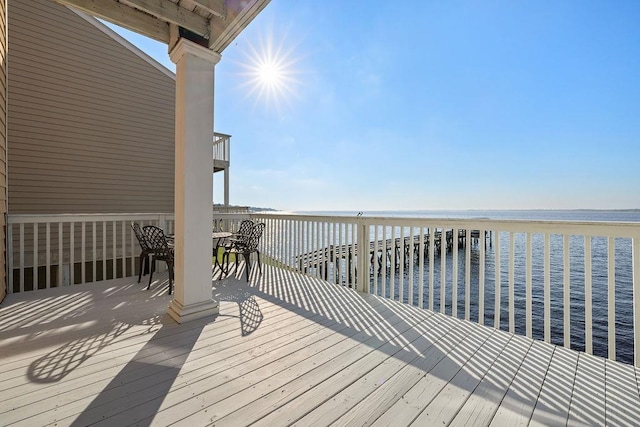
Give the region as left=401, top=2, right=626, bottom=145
left=167, top=38, right=220, bottom=323
left=224, top=166, right=229, bottom=207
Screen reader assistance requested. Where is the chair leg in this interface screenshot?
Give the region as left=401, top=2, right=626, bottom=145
left=167, top=262, right=173, bottom=295
left=243, top=253, right=251, bottom=282
left=256, top=250, right=262, bottom=274
left=222, top=251, right=229, bottom=276
left=147, top=258, right=155, bottom=290
left=138, top=253, right=146, bottom=283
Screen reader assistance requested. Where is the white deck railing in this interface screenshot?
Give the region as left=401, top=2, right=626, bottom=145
left=217, top=212, right=640, bottom=367
left=213, top=132, right=230, bottom=163
left=7, top=211, right=640, bottom=367
left=7, top=213, right=175, bottom=292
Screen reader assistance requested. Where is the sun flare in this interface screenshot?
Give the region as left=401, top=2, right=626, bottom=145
left=236, top=29, right=302, bottom=111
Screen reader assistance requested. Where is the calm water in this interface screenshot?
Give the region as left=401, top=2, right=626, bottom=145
left=296, top=209, right=640, bottom=364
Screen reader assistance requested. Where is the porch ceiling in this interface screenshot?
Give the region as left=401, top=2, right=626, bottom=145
left=49, top=0, right=270, bottom=52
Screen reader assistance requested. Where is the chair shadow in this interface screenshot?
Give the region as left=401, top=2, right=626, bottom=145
left=214, top=278, right=263, bottom=336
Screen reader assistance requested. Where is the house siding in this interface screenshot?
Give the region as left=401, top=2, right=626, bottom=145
left=0, top=0, right=6, bottom=301
left=7, top=0, right=176, bottom=215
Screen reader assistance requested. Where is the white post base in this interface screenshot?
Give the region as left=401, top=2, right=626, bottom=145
left=167, top=296, right=219, bottom=324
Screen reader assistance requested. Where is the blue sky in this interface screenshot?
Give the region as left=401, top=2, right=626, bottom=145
left=108, top=1, right=640, bottom=211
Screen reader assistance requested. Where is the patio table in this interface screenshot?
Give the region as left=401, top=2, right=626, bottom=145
left=212, top=231, right=233, bottom=270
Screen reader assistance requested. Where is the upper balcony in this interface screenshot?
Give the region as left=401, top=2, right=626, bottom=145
left=2, top=211, right=640, bottom=425
left=213, top=132, right=231, bottom=173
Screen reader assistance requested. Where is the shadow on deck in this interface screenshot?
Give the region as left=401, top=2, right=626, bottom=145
left=0, top=263, right=639, bottom=426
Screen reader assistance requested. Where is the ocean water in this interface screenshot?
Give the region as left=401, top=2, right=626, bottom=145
left=296, top=209, right=640, bottom=364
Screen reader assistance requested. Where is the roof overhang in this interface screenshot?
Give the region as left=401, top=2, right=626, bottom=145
left=50, top=0, right=270, bottom=53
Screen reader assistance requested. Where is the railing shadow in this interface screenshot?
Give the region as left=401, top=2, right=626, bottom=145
left=226, top=263, right=623, bottom=425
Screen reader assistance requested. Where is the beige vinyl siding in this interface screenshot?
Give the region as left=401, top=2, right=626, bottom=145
left=7, top=0, right=175, bottom=215
left=0, top=0, right=6, bottom=301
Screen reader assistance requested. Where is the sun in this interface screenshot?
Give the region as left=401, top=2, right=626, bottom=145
left=236, top=28, right=302, bottom=112
left=257, top=61, right=282, bottom=87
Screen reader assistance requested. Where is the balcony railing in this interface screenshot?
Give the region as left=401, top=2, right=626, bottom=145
left=216, top=212, right=640, bottom=367
left=213, top=132, right=230, bottom=163
left=7, top=211, right=640, bottom=368
left=7, top=213, right=175, bottom=292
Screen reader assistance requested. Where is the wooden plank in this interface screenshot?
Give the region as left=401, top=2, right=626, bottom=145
left=490, top=340, right=554, bottom=426
left=567, top=352, right=605, bottom=426
left=328, top=320, right=493, bottom=426
left=529, top=345, right=578, bottom=426
left=293, top=318, right=468, bottom=426
left=99, top=294, right=431, bottom=426
left=449, top=333, right=533, bottom=426
left=119, top=0, right=209, bottom=36
left=408, top=329, right=512, bottom=426
left=51, top=0, right=170, bottom=42
left=7, top=314, right=327, bottom=425
left=3, top=263, right=640, bottom=427
left=3, top=280, right=392, bottom=424
left=214, top=309, right=445, bottom=426
left=605, top=358, right=640, bottom=425
left=190, top=0, right=226, bottom=17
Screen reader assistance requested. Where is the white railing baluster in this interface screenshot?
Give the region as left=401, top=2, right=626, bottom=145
left=479, top=228, right=485, bottom=325
left=7, top=223, right=13, bottom=293
left=429, top=227, right=435, bottom=311
left=92, top=221, right=97, bottom=283
left=509, top=232, right=515, bottom=333
left=70, top=222, right=75, bottom=286
left=418, top=227, right=425, bottom=309
left=381, top=225, right=387, bottom=299
left=526, top=232, right=532, bottom=338
left=112, top=221, right=117, bottom=279
left=585, top=235, right=593, bottom=354
left=33, top=223, right=39, bottom=290
left=564, top=234, right=571, bottom=348
left=544, top=233, right=551, bottom=343
left=399, top=225, right=405, bottom=303
left=374, top=224, right=379, bottom=295
left=130, top=223, right=135, bottom=278
left=337, top=222, right=342, bottom=285
left=19, top=223, right=24, bottom=292
left=609, top=236, right=616, bottom=360
left=306, top=221, right=311, bottom=276
left=408, top=226, right=414, bottom=306
left=633, top=237, right=640, bottom=367
left=46, top=223, right=51, bottom=288
left=390, top=226, right=396, bottom=300
left=440, top=227, right=446, bottom=314
left=494, top=230, right=500, bottom=329
left=351, top=221, right=357, bottom=289
left=465, top=228, right=471, bottom=321
left=58, top=222, right=63, bottom=286
left=121, top=221, right=126, bottom=277
left=81, top=222, right=86, bottom=284
left=102, top=221, right=107, bottom=280
left=452, top=228, right=458, bottom=318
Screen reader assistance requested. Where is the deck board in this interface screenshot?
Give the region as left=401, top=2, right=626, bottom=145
left=1, top=264, right=639, bottom=426
left=449, top=333, right=533, bottom=426
left=529, top=345, right=578, bottom=426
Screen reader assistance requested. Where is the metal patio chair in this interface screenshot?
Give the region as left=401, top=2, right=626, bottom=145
left=143, top=225, right=174, bottom=294
left=131, top=221, right=152, bottom=284
left=222, top=222, right=265, bottom=281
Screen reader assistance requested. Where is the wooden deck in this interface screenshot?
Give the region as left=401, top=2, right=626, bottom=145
left=1, top=264, right=640, bottom=426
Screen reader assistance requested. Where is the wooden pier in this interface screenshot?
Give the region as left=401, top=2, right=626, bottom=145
left=297, top=229, right=491, bottom=279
